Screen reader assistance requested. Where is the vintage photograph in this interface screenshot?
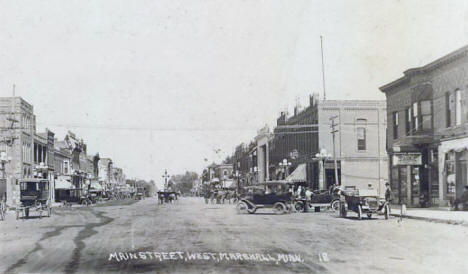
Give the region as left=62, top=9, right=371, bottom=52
left=1, top=1, right=468, bottom=273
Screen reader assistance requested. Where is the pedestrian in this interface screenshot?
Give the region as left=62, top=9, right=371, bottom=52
left=385, top=182, right=393, bottom=203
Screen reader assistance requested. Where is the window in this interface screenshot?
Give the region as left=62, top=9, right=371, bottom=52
left=455, top=89, right=462, bottom=125
left=446, top=92, right=453, bottom=127
left=420, top=100, right=432, bottom=129
left=393, top=112, right=399, bottom=139
left=405, top=108, right=411, bottom=135
left=413, top=102, right=419, bottom=130
left=357, top=127, right=366, bottom=151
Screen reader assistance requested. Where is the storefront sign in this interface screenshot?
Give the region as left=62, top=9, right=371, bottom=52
left=392, top=153, right=422, bottom=166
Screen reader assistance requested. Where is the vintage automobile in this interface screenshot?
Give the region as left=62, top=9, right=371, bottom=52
left=294, top=188, right=340, bottom=212
left=135, top=187, right=145, bottom=200
left=338, top=186, right=390, bottom=220
left=16, top=179, right=52, bottom=219
left=236, top=182, right=293, bottom=215
left=157, top=191, right=178, bottom=204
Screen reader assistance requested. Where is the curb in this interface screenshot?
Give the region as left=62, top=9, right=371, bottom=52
left=390, top=213, right=468, bottom=227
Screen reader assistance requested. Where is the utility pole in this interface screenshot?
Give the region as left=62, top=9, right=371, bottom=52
left=320, top=35, right=326, bottom=100
left=162, top=169, right=170, bottom=191
left=329, top=116, right=339, bottom=186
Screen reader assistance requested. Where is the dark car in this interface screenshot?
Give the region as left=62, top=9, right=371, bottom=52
left=236, top=182, right=293, bottom=215
left=294, top=189, right=340, bottom=212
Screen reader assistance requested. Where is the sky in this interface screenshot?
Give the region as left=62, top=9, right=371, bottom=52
left=1, top=0, right=467, bottom=188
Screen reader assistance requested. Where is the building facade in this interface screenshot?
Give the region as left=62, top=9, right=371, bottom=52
left=0, top=97, right=36, bottom=206
left=252, top=95, right=388, bottom=197
left=381, top=45, right=468, bottom=206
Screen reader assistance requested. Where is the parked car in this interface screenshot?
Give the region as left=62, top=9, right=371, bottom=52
left=236, top=182, right=293, bottom=215
left=135, top=187, right=145, bottom=200
left=294, top=188, right=340, bottom=212
left=338, top=186, right=390, bottom=220
left=16, top=179, right=52, bottom=219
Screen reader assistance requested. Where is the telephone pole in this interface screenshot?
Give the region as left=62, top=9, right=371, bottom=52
left=329, top=116, right=339, bottom=186
left=162, top=169, right=170, bottom=191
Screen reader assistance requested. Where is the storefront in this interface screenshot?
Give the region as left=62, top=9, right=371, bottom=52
left=439, top=137, right=468, bottom=206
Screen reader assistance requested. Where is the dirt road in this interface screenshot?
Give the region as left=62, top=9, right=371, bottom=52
left=1, top=197, right=467, bottom=273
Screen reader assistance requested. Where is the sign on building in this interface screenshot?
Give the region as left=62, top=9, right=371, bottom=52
left=392, top=153, right=422, bottom=166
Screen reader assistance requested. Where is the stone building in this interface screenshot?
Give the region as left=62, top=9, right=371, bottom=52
left=380, top=44, right=468, bottom=206
left=98, top=157, right=113, bottom=191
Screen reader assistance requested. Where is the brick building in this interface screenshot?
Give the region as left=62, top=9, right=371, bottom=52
left=0, top=97, right=35, bottom=206
left=253, top=95, right=388, bottom=196
left=381, top=45, right=468, bottom=206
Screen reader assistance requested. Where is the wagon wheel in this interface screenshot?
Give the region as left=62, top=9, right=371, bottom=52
left=236, top=202, right=248, bottom=214
left=384, top=204, right=390, bottom=220
left=357, top=205, right=362, bottom=220
left=330, top=200, right=340, bottom=212
left=294, top=201, right=304, bottom=213
left=367, top=213, right=372, bottom=219
left=273, top=202, right=286, bottom=215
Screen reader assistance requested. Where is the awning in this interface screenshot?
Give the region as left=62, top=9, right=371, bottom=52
left=90, top=182, right=103, bottom=191
left=55, top=179, right=73, bottom=190
left=211, top=178, right=220, bottom=183
left=439, top=137, right=468, bottom=154
left=286, top=163, right=307, bottom=183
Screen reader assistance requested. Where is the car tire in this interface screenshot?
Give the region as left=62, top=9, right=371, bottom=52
left=330, top=200, right=340, bottom=212
left=273, top=202, right=286, bottom=215
left=236, top=202, right=248, bottom=214
left=294, top=201, right=304, bottom=213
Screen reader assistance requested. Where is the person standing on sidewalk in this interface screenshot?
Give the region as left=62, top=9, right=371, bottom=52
left=385, top=182, right=393, bottom=203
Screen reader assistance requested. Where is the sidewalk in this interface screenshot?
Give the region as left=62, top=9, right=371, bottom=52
left=390, top=205, right=468, bottom=226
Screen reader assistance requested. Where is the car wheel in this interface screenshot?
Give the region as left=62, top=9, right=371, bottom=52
left=331, top=200, right=340, bottom=212
left=236, top=202, right=248, bottom=214
left=357, top=205, right=362, bottom=220
left=367, top=213, right=372, bottom=219
left=294, top=201, right=304, bottom=213
left=273, top=202, right=286, bottom=215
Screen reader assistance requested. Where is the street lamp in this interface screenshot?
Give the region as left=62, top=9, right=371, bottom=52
left=279, top=159, right=292, bottom=180
left=315, top=149, right=331, bottom=190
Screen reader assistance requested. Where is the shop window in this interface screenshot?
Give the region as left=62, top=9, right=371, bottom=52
left=357, top=127, right=366, bottom=151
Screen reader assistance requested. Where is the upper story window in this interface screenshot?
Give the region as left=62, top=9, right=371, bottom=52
left=410, top=100, right=432, bottom=131
left=392, top=112, right=399, bottom=139
left=405, top=108, right=411, bottom=135
left=420, top=100, right=432, bottom=129
left=455, top=89, right=462, bottom=126
left=357, top=127, right=366, bottom=151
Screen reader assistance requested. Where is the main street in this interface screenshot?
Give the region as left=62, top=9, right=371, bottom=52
left=1, top=197, right=467, bottom=274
